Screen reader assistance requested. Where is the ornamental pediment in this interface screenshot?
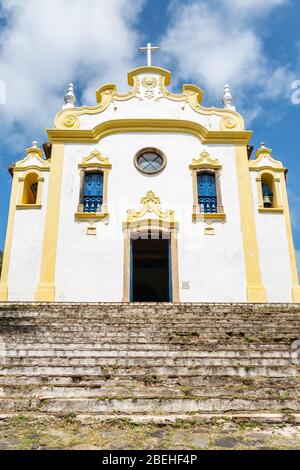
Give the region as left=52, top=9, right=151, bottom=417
left=249, top=145, right=285, bottom=172
left=79, top=150, right=111, bottom=169
left=14, top=143, right=50, bottom=172
left=53, top=66, right=246, bottom=136
left=124, top=191, right=177, bottom=230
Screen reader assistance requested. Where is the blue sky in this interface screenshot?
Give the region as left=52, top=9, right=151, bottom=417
left=0, top=0, right=300, bottom=269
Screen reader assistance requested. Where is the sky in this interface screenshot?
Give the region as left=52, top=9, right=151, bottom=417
left=0, top=0, right=299, bottom=270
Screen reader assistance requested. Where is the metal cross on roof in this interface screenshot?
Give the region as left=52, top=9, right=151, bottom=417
left=139, top=42, right=160, bottom=67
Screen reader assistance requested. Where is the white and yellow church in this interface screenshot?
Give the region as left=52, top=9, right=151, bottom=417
left=1, top=45, right=299, bottom=303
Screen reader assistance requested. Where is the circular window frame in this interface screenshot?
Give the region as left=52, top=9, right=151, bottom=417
left=134, top=147, right=167, bottom=175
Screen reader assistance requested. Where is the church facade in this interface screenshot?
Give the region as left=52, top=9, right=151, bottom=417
left=0, top=64, right=299, bottom=303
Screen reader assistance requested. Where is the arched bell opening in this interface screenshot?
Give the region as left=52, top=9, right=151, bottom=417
left=22, top=172, right=39, bottom=205
left=261, top=173, right=276, bottom=209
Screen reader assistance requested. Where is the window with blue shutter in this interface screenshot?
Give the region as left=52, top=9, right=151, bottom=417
left=83, top=172, right=103, bottom=213
left=197, top=172, right=217, bottom=213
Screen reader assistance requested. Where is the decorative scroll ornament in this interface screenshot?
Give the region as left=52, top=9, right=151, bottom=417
left=79, top=150, right=111, bottom=169
left=62, top=115, right=80, bottom=129
left=156, top=76, right=244, bottom=131
left=55, top=78, right=142, bottom=129
left=125, top=191, right=176, bottom=229
left=190, top=150, right=221, bottom=169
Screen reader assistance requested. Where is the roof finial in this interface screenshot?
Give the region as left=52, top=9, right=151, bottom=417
left=260, top=142, right=266, bottom=149
left=32, top=141, right=38, bottom=149
left=222, top=84, right=235, bottom=110
left=63, top=83, right=76, bottom=109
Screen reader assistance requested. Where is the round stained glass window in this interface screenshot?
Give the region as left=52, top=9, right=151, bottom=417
left=135, top=148, right=166, bottom=175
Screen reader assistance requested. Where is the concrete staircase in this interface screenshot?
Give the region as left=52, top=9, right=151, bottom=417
left=0, top=302, right=300, bottom=422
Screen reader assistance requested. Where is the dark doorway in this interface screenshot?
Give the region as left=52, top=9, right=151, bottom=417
left=130, top=237, right=172, bottom=302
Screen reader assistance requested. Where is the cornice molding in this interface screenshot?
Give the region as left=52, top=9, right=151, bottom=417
left=48, top=118, right=252, bottom=144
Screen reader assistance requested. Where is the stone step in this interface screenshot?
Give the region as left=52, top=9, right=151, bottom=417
left=0, top=302, right=299, bottom=418
left=0, top=356, right=294, bottom=367
left=1, top=329, right=297, bottom=337
left=1, top=316, right=299, bottom=323
left=2, top=340, right=295, bottom=348
left=2, top=374, right=297, bottom=388
left=1, top=315, right=299, bottom=322
left=0, top=397, right=299, bottom=414
left=1, top=302, right=299, bottom=311
left=0, top=365, right=298, bottom=377
left=0, top=384, right=299, bottom=399
left=2, top=314, right=299, bottom=320
left=0, top=339, right=295, bottom=348
left=0, top=349, right=293, bottom=358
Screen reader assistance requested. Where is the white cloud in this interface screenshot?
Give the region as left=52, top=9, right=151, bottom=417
left=221, top=0, right=287, bottom=13
left=0, top=0, right=144, bottom=150
left=161, top=0, right=292, bottom=120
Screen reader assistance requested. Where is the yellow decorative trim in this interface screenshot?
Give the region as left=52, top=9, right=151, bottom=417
left=192, top=212, right=226, bottom=222
left=249, top=146, right=285, bottom=171
left=13, top=166, right=50, bottom=173
left=235, top=145, right=267, bottom=302
left=279, top=172, right=300, bottom=301
left=54, top=66, right=245, bottom=133
left=156, top=76, right=244, bottom=131
left=0, top=175, right=19, bottom=300
left=48, top=119, right=252, bottom=145
left=123, top=191, right=177, bottom=230
left=16, top=204, right=42, bottom=210
left=258, top=207, right=284, bottom=214
left=78, top=150, right=111, bottom=169
left=55, top=73, right=143, bottom=130
left=189, top=150, right=222, bottom=170
left=13, top=144, right=50, bottom=172
left=250, top=166, right=286, bottom=173
left=35, top=144, right=65, bottom=301
left=75, top=212, right=109, bottom=220
left=128, top=66, right=171, bottom=86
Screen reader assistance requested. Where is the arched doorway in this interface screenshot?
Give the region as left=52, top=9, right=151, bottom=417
left=122, top=191, right=179, bottom=303
left=130, top=234, right=172, bottom=302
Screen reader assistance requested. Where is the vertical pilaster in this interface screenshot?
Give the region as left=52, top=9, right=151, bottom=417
left=35, top=144, right=64, bottom=301
left=279, top=173, right=300, bottom=302
left=0, top=175, right=19, bottom=300
left=235, top=145, right=267, bottom=302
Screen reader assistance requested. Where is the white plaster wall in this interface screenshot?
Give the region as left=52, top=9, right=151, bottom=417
left=250, top=172, right=293, bottom=302
left=55, top=135, right=247, bottom=302
left=8, top=173, right=49, bottom=301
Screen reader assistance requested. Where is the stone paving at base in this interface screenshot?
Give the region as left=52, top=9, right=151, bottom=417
left=0, top=416, right=300, bottom=450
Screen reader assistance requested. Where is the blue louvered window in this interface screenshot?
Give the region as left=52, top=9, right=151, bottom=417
left=83, top=172, right=103, bottom=213
left=197, top=172, right=217, bottom=213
